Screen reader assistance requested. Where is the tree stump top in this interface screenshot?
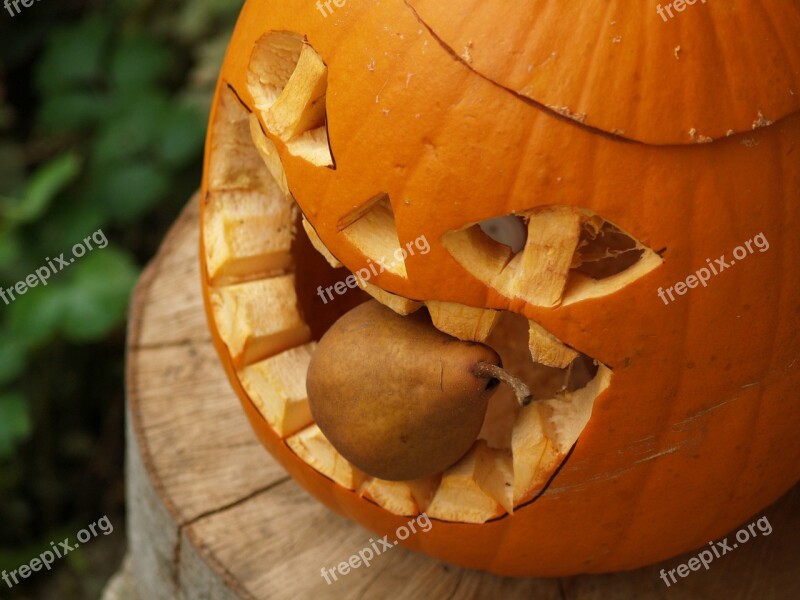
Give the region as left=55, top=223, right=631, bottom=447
left=123, top=196, right=799, bottom=600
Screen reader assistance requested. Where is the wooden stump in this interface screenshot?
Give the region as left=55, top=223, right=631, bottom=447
left=121, top=195, right=799, bottom=599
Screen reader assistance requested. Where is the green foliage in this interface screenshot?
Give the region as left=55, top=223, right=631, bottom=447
left=0, top=1, right=243, bottom=593
left=0, top=394, right=31, bottom=458
left=0, top=153, right=82, bottom=226
left=0, top=0, right=241, bottom=461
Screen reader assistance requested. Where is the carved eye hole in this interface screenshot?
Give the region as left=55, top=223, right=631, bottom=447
left=247, top=32, right=334, bottom=167
left=447, top=207, right=663, bottom=307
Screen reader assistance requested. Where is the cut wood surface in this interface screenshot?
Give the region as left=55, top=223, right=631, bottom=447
left=119, top=195, right=800, bottom=600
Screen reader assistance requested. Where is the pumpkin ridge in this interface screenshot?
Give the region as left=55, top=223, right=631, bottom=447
left=405, top=0, right=800, bottom=144
left=401, top=0, right=641, bottom=146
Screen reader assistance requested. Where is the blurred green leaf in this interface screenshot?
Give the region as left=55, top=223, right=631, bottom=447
left=37, top=200, right=105, bottom=253
left=0, top=143, right=25, bottom=196
left=91, top=92, right=170, bottom=165
left=87, top=162, right=170, bottom=223
left=5, top=246, right=138, bottom=346
left=6, top=284, right=69, bottom=349
left=172, top=0, right=243, bottom=41
left=60, top=247, right=139, bottom=342
left=0, top=335, right=27, bottom=387
left=35, top=18, right=110, bottom=93
left=158, top=104, right=205, bottom=167
left=2, top=153, right=82, bottom=226
left=110, top=35, right=173, bottom=92
left=37, top=90, right=110, bottom=134
left=0, top=230, right=22, bottom=269
left=66, top=545, right=89, bottom=572
left=0, top=393, right=31, bottom=459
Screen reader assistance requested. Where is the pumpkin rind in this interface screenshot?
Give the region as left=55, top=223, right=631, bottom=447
left=200, top=0, right=800, bottom=576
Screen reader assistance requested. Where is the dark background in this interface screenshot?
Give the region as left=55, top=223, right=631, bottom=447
left=0, top=0, right=242, bottom=596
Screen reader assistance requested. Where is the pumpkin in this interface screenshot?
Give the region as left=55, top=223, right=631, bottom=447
left=199, top=0, right=800, bottom=576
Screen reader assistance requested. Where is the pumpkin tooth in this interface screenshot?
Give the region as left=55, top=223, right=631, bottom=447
left=357, top=279, right=422, bottom=316
left=339, top=194, right=408, bottom=278
left=493, top=206, right=583, bottom=307
left=287, top=425, right=365, bottom=491
left=247, top=32, right=333, bottom=166
left=528, top=320, right=579, bottom=369
left=204, top=189, right=295, bottom=286
left=210, top=275, right=311, bottom=368
left=473, top=442, right=514, bottom=514
left=511, top=403, right=561, bottom=506
left=207, top=87, right=276, bottom=192
left=426, top=441, right=506, bottom=524
left=360, top=476, right=439, bottom=516
left=301, top=217, right=343, bottom=269
left=336, top=192, right=388, bottom=231
left=407, top=476, right=440, bottom=513
left=248, top=114, right=290, bottom=197
left=425, top=300, right=500, bottom=342
left=238, top=343, right=316, bottom=438
left=360, top=479, right=417, bottom=516
left=537, top=364, right=613, bottom=455
left=442, top=225, right=513, bottom=282
left=263, top=42, right=328, bottom=141
left=285, top=127, right=335, bottom=168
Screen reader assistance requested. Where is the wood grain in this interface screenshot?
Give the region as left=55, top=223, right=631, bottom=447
left=120, top=195, right=799, bottom=599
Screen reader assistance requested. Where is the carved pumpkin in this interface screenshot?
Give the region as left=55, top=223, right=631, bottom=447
left=199, top=0, right=800, bottom=576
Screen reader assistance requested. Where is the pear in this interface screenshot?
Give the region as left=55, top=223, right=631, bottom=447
left=307, top=300, right=530, bottom=481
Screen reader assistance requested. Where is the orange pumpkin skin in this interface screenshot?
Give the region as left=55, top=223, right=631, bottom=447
left=201, top=0, right=800, bottom=576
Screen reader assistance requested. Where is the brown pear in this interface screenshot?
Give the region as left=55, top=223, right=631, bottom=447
left=307, top=300, right=507, bottom=481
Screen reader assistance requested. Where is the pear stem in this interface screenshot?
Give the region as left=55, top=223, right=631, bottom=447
left=474, top=362, right=533, bottom=407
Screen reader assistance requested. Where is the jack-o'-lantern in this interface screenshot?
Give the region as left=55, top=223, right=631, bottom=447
left=199, top=0, right=800, bottom=576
